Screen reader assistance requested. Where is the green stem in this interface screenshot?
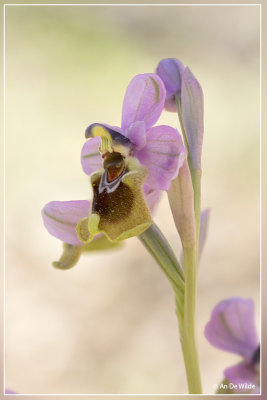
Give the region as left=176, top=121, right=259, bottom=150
left=139, top=224, right=202, bottom=393
left=191, top=168, right=202, bottom=245
left=176, top=94, right=203, bottom=393
left=140, top=96, right=203, bottom=393
left=179, top=246, right=202, bottom=393
left=139, top=223, right=184, bottom=321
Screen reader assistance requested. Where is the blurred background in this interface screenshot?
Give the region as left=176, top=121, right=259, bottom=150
left=5, top=4, right=260, bottom=395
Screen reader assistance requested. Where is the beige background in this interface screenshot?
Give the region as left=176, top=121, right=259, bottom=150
left=4, top=4, right=260, bottom=395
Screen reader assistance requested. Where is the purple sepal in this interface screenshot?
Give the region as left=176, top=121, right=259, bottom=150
left=42, top=200, right=90, bottom=245
left=121, top=73, right=166, bottom=131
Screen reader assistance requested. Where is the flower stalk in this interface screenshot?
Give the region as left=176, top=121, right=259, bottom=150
left=139, top=223, right=184, bottom=320
left=191, top=167, right=202, bottom=244
left=174, top=81, right=203, bottom=392
left=179, top=245, right=202, bottom=393
left=139, top=222, right=202, bottom=393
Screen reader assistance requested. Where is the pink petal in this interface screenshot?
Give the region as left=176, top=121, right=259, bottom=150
left=121, top=73, right=166, bottom=131
left=81, top=136, right=103, bottom=176
left=135, top=125, right=186, bottom=190
left=42, top=200, right=90, bottom=245
left=204, top=298, right=258, bottom=362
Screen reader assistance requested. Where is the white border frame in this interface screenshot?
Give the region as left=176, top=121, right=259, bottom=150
left=3, top=2, right=262, bottom=397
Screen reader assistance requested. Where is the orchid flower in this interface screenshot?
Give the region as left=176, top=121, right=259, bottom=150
left=205, top=297, right=260, bottom=394
left=42, top=73, right=186, bottom=265
left=76, top=73, right=186, bottom=243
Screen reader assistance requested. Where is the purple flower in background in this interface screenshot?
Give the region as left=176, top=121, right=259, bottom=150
left=42, top=73, right=186, bottom=253
left=5, top=388, right=17, bottom=394
left=205, top=297, right=260, bottom=394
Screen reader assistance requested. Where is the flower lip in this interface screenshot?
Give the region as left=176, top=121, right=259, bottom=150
left=76, top=156, right=152, bottom=243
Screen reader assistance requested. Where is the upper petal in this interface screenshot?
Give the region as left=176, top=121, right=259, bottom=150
left=123, top=121, right=147, bottom=150
left=42, top=200, right=90, bottom=245
left=135, top=125, right=186, bottom=190
left=81, top=136, right=103, bottom=176
left=121, top=73, right=166, bottom=131
left=204, top=297, right=258, bottom=362
left=181, top=67, right=204, bottom=169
